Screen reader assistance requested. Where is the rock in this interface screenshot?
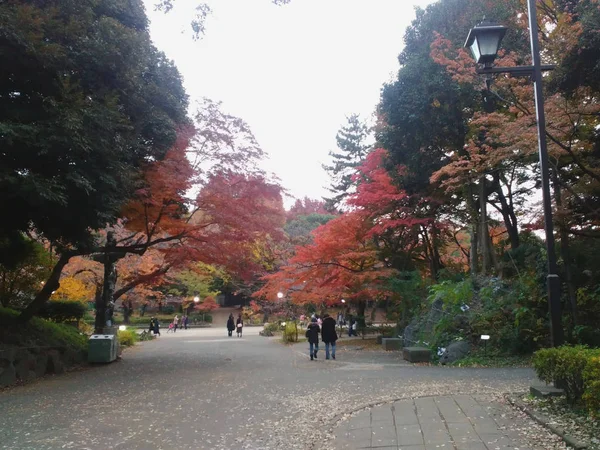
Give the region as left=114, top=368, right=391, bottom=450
left=530, top=385, right=565, bottom=399
left=439, top=341, right=470, bottom=365
left=382, top=338, right=403, bottom=351
left=0, top=363, right=17, bottom=387
left=35, top=353, right=49, bottom=377
left=403, top=347, right=431, bottom=363
left=46, top=350, right=65, bottom=374
left=403, top=319, right=420, bottom=347
left=0, top=347, right=17, bottom=362
left=15, top=351, right=36, bottom=380
left=423, top=295, right=444, bottom=335
left=62, top=348, right=77, bottom=367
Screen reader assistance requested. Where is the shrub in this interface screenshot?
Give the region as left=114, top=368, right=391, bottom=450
left=137, top=330, right=155, bottom=342
left=118, top=329, right=138, bottom=347
left=37, top=300, right=86, bottom=323
left=533, top=345, right=600, bottom=405
left=162, top=305, right=175, bottom=315
left=0, top=307, right=87, bottom=354
left=583, top=356, right=600, bottom=416
left=282, top=322, right=298, bottom=343
left=263, top=322, right=279, bottom=334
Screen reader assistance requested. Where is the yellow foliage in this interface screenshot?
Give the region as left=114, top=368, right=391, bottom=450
left=52, top=276, right=94, bottom=302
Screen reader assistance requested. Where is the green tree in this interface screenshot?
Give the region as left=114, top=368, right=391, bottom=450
left=323, top=114, right=371, bottom=211
left=0, top=0, right=189, bottom=263
left=0, top=239, right=54, bottom=308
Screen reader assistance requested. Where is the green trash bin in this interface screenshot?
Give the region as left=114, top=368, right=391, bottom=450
left=88, top=334, right=117, bottom=363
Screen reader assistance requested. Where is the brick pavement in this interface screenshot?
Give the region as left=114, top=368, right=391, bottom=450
left=333, top=394, right=536, bottom=450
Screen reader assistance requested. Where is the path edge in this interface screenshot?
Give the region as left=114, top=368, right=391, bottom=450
left=504, top=393, right=588, bottom=450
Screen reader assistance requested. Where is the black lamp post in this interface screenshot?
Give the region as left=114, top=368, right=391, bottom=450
left=465, top=1, right=564, bottom=347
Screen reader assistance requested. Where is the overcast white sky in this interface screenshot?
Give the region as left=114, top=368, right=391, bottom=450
left=145, top=0, right=435, bottom=206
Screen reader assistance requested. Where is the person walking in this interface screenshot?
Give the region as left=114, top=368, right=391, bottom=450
left=149, top=317, right=160, bottom=336
left=227, top=313, right=235, bottom=337
left=236, top=314, right=244, bottom=337
left=347, top=315, right=356, bottom=337
left=306, top=317, right=320, bottom=360
left=173, top=315, right=179, bottom=333
left=321, top=313, right=338, bottom=360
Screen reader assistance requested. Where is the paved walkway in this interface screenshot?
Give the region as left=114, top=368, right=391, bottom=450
left=334, top=394, right=544, bottom=450
left=0, top=329, right=563, bottom=450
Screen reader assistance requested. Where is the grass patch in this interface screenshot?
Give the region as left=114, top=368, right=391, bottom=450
left=0, top=307, right=88, bottom=353
left=446, top=350, right=532, bottom=368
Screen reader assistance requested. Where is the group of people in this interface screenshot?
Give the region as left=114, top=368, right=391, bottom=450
left=226, top=313, right=244, bottom=337
left=305, top=313, right=338, bottom=361
left=168, top=314, right=189, bottom=333
left=148, top=314, right=190, bottom=336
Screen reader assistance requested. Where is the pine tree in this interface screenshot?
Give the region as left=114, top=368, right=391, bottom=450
left=322, top=114, right=371, bottom=211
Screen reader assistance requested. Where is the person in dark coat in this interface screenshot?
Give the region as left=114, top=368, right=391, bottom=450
left=306, top=317, right=320, bottom=360
left=321, top=313, right=338, bottom=360
left=149, top=317, right=160, bottom=336
left=227, top=314, right=235, bottom=337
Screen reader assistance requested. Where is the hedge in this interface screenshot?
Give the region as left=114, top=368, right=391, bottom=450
left=37, top=300, right=86, bottom=323
left=533, top=345, right=600, bottom=414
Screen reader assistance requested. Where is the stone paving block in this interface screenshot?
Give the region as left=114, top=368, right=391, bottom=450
left=435, top=396, right=470, bottom=423
left=447, top=422, right=478, bottom=442
left=414, top=397, right=440, bottom=421
left=454, top=443, right=488, bottom=450
left=371, top=407, right=394, bottom=422
left=371, top=436, right=398, bottom=447
left=395, top=413, right=420, bottom=426
left=480, top=433, right=516, bottom=448
left=422, top=432, right=452, bottom=445
left=372, top=423, right=398, bottom=438
left=398, top=446, right=426, bottom=450
left=472, top=419, right=501, bottom=434
left=419, top=423, right=447, bottom=434
left=397, top=424, right=424, bottom=446
left=453, top=395, right=488, bottom=420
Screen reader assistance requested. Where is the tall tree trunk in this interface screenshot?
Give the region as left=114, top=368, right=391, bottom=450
left=493, top=174, right=520, bottom=250
left=467, top=184, right=479, bottom=276
left=552, top=169, right=577, bottom=325
left=19, top=253, right=74, bottom=322
left=480, top=177, right=492, bottom=274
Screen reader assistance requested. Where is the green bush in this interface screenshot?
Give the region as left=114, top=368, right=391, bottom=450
left=37, top=300, right=86, bottom=323
left=0, top=307, right=87, bottom=354
left=118, top=329, right=138, bottom=347
left=263, top=322, right=279, bottom=334
left=162, top=305, right=175, bottom=315
left=583, top=356, right=600, bottom=416
left=533, top=345, right=600, bottom=405
left=282, top=322, right=298, bottom=343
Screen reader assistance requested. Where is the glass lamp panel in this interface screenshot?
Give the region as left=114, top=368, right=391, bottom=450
left=477, top=30, right=502, bottom=59
left=470, top=40, right=481, bottom=63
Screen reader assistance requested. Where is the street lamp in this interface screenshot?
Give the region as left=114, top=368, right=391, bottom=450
left=277, top=292, right=284, bottom=299
left=193, top=296, right=200, bottom=303
left=464, top=20, right=506, bottom=65
left=465, top=1, right=563, bottom=347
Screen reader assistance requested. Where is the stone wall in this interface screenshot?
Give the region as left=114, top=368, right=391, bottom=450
left=0, top=346, right=86, bottom=388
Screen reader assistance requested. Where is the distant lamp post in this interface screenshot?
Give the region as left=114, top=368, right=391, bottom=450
left=193, top=296, right=200, bottom=303
left=465, top=1, right=563, bottom=347
left=277, top=292, right=284, bottom=299
left=341, top=299, right=346, bottom=304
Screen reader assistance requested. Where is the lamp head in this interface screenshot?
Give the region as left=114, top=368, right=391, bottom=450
left=465, top=20, right=507, bottom=65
